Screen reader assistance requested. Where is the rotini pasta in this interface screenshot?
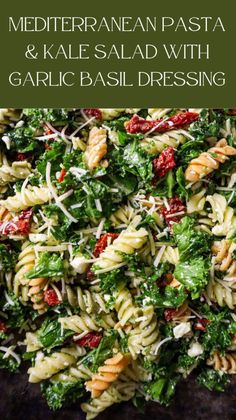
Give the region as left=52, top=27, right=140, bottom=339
left=85, top=127, right=107, bottom=170
left=0, top=186, right=51, bottom=212
left=207, top=352, right=236, bottom=374
left=185, top=139, right=236, bottom=182
left=86, top=352, right=131, bottom=398
left=28, top=346, right=79, bottom=383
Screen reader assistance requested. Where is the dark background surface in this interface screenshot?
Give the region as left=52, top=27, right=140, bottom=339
left=0, top=370, right=235, bottom=420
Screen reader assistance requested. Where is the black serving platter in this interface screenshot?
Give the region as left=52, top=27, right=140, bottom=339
left=0, top=371, right=235, bottom=420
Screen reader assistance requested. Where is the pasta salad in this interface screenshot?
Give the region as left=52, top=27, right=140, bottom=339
left=0, top=107, right=236, bottom=418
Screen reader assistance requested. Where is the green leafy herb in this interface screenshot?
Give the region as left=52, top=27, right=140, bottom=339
left=41, top=380, right=84, bottom=410
left=38, top=318, right=74, bottom=349
left=27, top=252, right=65, bottom=279
left=197, top=369, right=229, bottom=392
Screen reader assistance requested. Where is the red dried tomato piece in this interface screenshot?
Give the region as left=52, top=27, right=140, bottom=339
left=86, top=269, right=95, bottom=281
left=0, top=208, right=33, bottom=236
left=43, top=289, right=60, bottom=306
left=228, top=109, right=236, bottom=115
left=164, top=308, right=178, bottom=321
left=18, top=208, right=33, bottom=221
left=44, top=143, right=52, bottom=150
left=160, top=197, right=186, bottom=229
left=0, top=320, right=7, bottom=333
left=93, top=233, right=119, bottom=258
left=74, top=332, right=102, bottom=348
left=84, top=108, right=102, bottom=120
left=194, top=318, right=209, bottom=332
left=153, top=147, right=176, bottom=178
left=126, top=112, right=199, bottom=134
left=58, top=168, right=67, bottom=183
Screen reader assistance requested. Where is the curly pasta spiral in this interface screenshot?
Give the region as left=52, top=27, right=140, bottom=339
left=114, top=288, right=137, bottom=327
left=0, top=159, right=32, bottom=185
left=65, top=285, right=108, bottom=313
left=110, top=204, right=137, bottom=227
left=128, top=306, right=159, bottom=359
left=0, top=186, right=51, bottom=212
left=0, top=206, right=11, bottom=222
left=85, top=127, right=107, bottom=170
left=187, top=189, right=206, bottom=214
left=99, top=108, right=140, bottom=120
left=28, top=277, right=48, bottom=314
left=96, top=226, right=148, bottom=271
left=86, top=352, right=131, bottom=398
left=59, top=313, right=115, bottom=334
left=141, top=130, right=187, bottom=154
left=206, top=278, right=236, bottom=309
left=207, top=352, right=236, bottom=374
left=81, top=380, right=136, bottom=420
left=28, top=347, right=78, bottom=383
left=206, top=194, right=236, bottom=236
left=51, top=362, right=92, bottom=383
left=212, top=240, right=236, bottom=277
left=14, top=242, right=35, bottom=297
left=185, top=139, right=236, bottom=182
left=0, top=108, right=21, bottom=132
left=148, top=108, right=173, bottom=119
left=161, top=246, right=180, bottom=266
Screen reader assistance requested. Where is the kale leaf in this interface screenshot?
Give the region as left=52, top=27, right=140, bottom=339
left=38, top=318, right=74, bottom=349
left=197, top=369, right=229, bottom=392
left=174, top=257, right=209, bottom=299
left=41, top=380, right=84, bottom=410
left=27, top=252, right=65, bottom=279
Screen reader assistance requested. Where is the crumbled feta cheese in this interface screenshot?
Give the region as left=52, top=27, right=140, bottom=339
left=173, top=322, right=191, bottom=339
left=187, top=342, right=204, bottom=358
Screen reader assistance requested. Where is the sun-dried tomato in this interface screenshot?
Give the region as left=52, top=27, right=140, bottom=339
left=93, top=233, right=119, bottom=257
left=0, top=320, right=7, bottom=333
left=86, top=269, right=95, bottom=281
left=125, top=112, right=199, bottom=134
left=164, top=308, right=178, bottom=321
left=18, top=208, right=33, bottom=221
left=84, top=108, right=102, bottom=120
left=58, top=168, right=67, bottom=183
left=194, top=318, right=210, bottom=332
left=0, top=208, right=33, bottom=236
left=74, top=332, right=102, bottom=348
left=228, top=109, right=236, bottom=115
left=43, top=289, right=60, bottom=306
left=153, top=147, right=176, bottom=178
left=160, top=197, right=186, bottom=229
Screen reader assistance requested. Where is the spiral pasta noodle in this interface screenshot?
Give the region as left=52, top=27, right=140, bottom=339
left=206, top=193, right=236, bottom=236
left=95, top=225, right=148, bottom=271
left=0, top=159, right=32, bottom=185
left=212, top=240, right=236, bottom=277
left=0, top=186, right=51, bottom=212
left=28, top=277, right=48, bottom=314
left=85, top=127, right=107, bottom=170
left=141, top=130, right=187, bottom=154
left=110, top=204, right=137, bottom=227
left=86, top=352, right=131, bottom=398
left=206, top=278, right=236, bottom=309
left=128, top=306, right=159, bottom=359
left=59, top=313, right=116, bottom=334
left=207, top=352, right=236, bottom=374
left=28, top=346, right=79, bottom=383
left=0, top=108, right=21, bottom=132
left=81, top=380, right=136, bottom=420
left=114, top=287, right=137, bottom=327
left=65, top=285, right=108, bottom=313
left=185, top=139, right=236, bottom=182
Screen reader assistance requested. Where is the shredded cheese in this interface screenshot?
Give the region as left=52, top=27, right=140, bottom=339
left=46, top=162, right=78, bottom=223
